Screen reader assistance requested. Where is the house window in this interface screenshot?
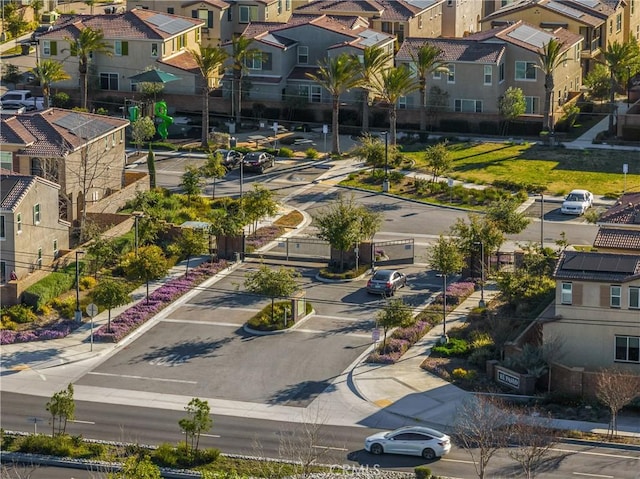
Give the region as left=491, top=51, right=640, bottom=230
left=53, top=239, right=58, bottom=258
left=0, top=261, right=5, bottom=283
left=37, top=247, right=42, bottom=269
left=310, top=85, right=321, bottom=102
left=0, top=151, right=12, bottom=170
left=524, top=96, right=539, bottom=114
left=286, top=0, right=291, bottom=10
left=630, top=286, right=640, bottom=309
left=177, top=34, right=186, bottom=50
left=499, top=62, right=505, bottom=82
left=245, top=52, right=263, bottom=70
left=43, top=40, right=57, bottom=56
left=433, top=69, right=442, bottom=80
left=0, top=215, right=4, bottom=239
left=16, top=213, right=21, bottom=234
left=633, top=0, right=635, bottom=14
left=100, top=73, right=119, bottom=90
left=454, top=99, right=482, bottom=113
left=278, top=0, right=282, bottom=14
left=227, top=8, right=232, bottom=21
left=151, top=43, right=158, bottom=57
left=298, top=46, right=309, bottom=64
left=609, top=20, right=613, bottom=35
left=33, top=204, right=41, bottom=224
left=515, top=61, right=536, bottom=80
left=114, top=40, right=128, bottom=56
left=616, top=13, right=622, bottom=32
left=167, top=7, right=174, bottom=14
left=419, top=16, right=423, bottom=29
left=615, top=336, right=640, bottom=363
left=399, top=96, right=407, bottom=109
left=561, top=282, right=572, bottom=304
left=484, top=65, right=492, bottom=85
left=611, top=285, right=622, bottom=308
left=447, top=64, right=455, bottom=83
left=239, top=5, right=258, bottom=23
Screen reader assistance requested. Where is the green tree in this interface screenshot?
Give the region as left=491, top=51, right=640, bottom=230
left=410, top=44, right=445, bottom=132
left=190, top=46, right=228, bottom=148
left=243, top=184, right=279, bottom=235
left=450, top=214, right=505, bottom=277
left=147, top=145, right=156, bottom=189
left=353, top=46, right=392, bottom=133
left=109, top=454, right=161, bottom=479
left=536, top=38, right=564, bottom=132
left=373, top=65, right=419, bottom=144
left=428, top=234, right=464, bottom=339
left=65, top=26, right=112, bottom=109
left=46, top=384, right=75, bottom=436
left=424, top=142, right=451, bottom=182
left=351, top=133, right=400, bottom=172
left=176, top=228, right=208, bottom=276
left=5, top=4, right=28, bottom=46
left=92, top=279, right=130, bottom=333
left=498, top=87, right=526, bottom=136
left=313, top=193, right=383, bottom=272
left=85, top=0, right=96, bottom=14
left=32, top=59, right=71, bottom=108
left=376, top=298, right=414, bottom=353
left=125, top=245, right=169, bottom=303
left=208, top=206, right=244, bottom=238
left=30, top=0, right=44, bottom=21
left=200, top=150, right=227, bottom=199
left=244, top=264, right=300, bottom=323
left=602, top=40, right=635, bottom=134
left=584, top=64, right=611, bottom=100
left=2, top=64, right=23, bottom=90
left=306, top=53, right=361, bottom=154
left=486, top=198, right=530, bottom=234
left=86, top=237, right=117, bottom=278
left=229, top=36, right=257, bottom=125
left=131, top=117, right=156, bottom=153
left=178, top=398, right=213, bottom=459
left=180, top=165, right=204, bottom=205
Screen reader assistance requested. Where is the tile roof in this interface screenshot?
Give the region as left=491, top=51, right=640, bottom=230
left=182, top=0, right=230, bottom=9
left=296, top=0, right=385, bottom=15
left=0, top=109, right=129, bottom=158
left=553, top=250, right=640, bottom=282
left=482, top=0, right=604, bottom=27
left=468, top=20, right=582, bottom=53
left=159, top=50, right=200, bottom=74
left=296, top=0, right=442, bottom=20
left=41, top=8, right=203, bottom=42
left=378, top=0, right=442, bottom=20
left=566, top=0, right=615, bottom=19
left=594, top=227, right=640, bottom=251
left=0, top=173, right=60, bottom=212
left=396, top=37, right=505, bottom=64
left=599, top=193, right=640, bottom=225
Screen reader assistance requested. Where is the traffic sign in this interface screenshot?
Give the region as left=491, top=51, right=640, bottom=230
left=86, top=303, right=98, bottom=317
left=372, top=328, right=380, bottom=342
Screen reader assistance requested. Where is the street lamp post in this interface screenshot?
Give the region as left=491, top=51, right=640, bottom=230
left=381, top=131, right=389, bottom=193
left=540, top=193, right=544, bottom=248
left=628, top=67, right=631, bottom=107
left=474, top=241, right=485, bottom=308
left=75, top=250, right=85, bottom=322
left=133, top=212, right=145, bottom=257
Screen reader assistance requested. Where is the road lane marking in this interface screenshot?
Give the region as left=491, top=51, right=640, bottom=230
left=69, top=420, right=95, bottom=424
left=312, top=445, right=349, bottom=451
left=201, top=433, right=221, bottom=438
left=572, top=473, right=614, bottom=478
left=182, top=305, right=261, bottom=312
left=87, top=372, right=197, bottom=384
left=312, top=315, right=368, bottom=322
left=440, top=458, right=476, bottom=465
left=162, top=319, right=242, bottom=327
left=552, top=447, right=640, bottom=460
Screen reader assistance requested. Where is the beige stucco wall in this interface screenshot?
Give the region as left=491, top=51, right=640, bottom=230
left=441, top=0, right=483, bottom=37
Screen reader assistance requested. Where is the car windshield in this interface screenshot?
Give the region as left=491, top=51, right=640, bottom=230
left=372, top=271, right=392, bottom=281
left=566, top=193, right=585, bottom=201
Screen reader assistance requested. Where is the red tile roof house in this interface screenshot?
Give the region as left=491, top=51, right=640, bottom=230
left=594, top=192, right=640, bottom=254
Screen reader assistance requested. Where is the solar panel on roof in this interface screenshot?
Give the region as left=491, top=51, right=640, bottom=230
left=146, top=14, right=194, bottom=35
left=404, top=0, right=437, bottom=9
left=53, top=112, right=114, bottom=140
left=573, top=0, right=599, bottom=8
left=563, top=253, right=639, bottom=274
left=546, top=1, right=585, bottom=19
left=507, top=24, right=554, bottom=48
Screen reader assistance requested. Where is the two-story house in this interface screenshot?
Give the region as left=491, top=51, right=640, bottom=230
left=127, top=0, right=293, bottom=46
left=223, top=13, right=395, bottom=107
left=480, top=0, right=627, bottom=73
left=295, top=0, right=446, bottom=42
left=0, top=171, right=70, bottom=305
left=38, top=9, right=204, bottom=96
left=546, top=250, right=640, bottom=373
left=594, top=192, right=640, bottom=254
left=0, top=108, right=129, bottom=225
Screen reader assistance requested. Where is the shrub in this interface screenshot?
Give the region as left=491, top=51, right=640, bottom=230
left=153, top=443, right=179, bottom=468
left=51, top=92, right=71, bottom=108
left=452, top=367, right=477, bottom=380
left=389, top=171, right=404, bottom=182
left=431, top=337, right=471, bottom=357
left=468, top=346, right=497, bottom=368
left=23, top=263, right=82, bottom=310
left=415, top=466, right=432, bottom=479
left=305, top=148, right=319, bottom=159
left=0, top=317, right=17, bottom=330
left=50, top=297, right=77, bottom=320
left=278, top=147, right=294, bottom=158
left=79, top=276, right=97, bottom=291
left=2, top=304, right=38, bottom=324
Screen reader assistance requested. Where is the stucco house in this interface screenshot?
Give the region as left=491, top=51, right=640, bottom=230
left=37, top=9, right=204, bottom=97
left=0, top=171, right=70, bottom=305
left=0, top=108, right=129, bottom=225
left=480, top=0, right=628, bottom=73
left=544, top=250, right=640, bottom=372
left=594, top=192, right=640, bottom=254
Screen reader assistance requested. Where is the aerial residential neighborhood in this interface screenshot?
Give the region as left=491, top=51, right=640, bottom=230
left=0, top=0, right=639, bottom=478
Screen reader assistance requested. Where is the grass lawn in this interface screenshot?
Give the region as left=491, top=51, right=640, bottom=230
left=404, top=142, right=637, bottom=197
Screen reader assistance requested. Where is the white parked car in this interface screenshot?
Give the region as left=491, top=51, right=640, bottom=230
left=364, top=426, right=451, bottom=460
left=561, top=189, right=593, bottom=215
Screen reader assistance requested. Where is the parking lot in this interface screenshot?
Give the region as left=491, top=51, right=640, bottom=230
left=76, top=261, right=438, bottom=407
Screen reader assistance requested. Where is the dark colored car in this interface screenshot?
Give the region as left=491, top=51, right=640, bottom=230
left=214, top=149, right=244, bottom=168
left=366, top=269, right=407, bottom=296
left=31, top=25, right=53, bottom=42
left=243, top=152, right=275, bottom=173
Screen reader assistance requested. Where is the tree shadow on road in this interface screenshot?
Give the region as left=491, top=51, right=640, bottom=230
left=130, top=337, right=232, bottom=365
left=267, top=379, right=337, bottom=406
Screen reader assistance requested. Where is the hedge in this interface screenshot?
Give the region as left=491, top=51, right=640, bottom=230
left=22, top=262, right=85, bottom=310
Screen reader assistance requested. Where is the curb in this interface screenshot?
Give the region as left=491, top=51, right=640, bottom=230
left=242, top=309, right=316, bottom=336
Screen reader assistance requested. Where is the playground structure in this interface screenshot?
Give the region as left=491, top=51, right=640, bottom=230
left=126, top=100, right=174, bottom=140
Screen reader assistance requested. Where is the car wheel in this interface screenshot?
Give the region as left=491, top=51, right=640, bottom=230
left=421, top=448, right=436, bottom=460
left=370, top=443, right=384, bottom=455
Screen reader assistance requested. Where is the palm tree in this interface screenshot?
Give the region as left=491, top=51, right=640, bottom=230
left=602, top=40, right=635, bottom=135
left=33, top=59, right=71, bottom=108
left=374, top=65, right=419, bottom=145
left=354, top=46, right=392, bottom=134
left=190, top=46, right=228, bottom=149
left=229, top=36, right=257, bottom=126
left=306, top=53, right=362, bottom=154
left=536, top=38, right=564, bottom=132
left=65, top=27, right=112, bottom=109
left=410, top=44, right=444, bottom=132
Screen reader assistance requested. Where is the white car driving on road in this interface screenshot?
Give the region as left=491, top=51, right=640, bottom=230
left=364, top=426, right=451, bottom=460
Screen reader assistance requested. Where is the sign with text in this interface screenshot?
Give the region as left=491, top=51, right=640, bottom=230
left=497, top=368, right=520, bottom=390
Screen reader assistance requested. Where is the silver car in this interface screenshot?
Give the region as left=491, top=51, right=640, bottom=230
left=214, top=149, right=244, bottom=168
left=366, top=269, right=407, bottom=295
left=365, top=426, right=452, bottom=460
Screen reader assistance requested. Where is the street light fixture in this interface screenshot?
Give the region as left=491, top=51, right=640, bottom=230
left=473, top=241, right=485, bottom=308
left=75, top=250, right=85, bottom=322
left=381, top=131, right=389, bottom=193
left=133, top=211, right=145, bottom=257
